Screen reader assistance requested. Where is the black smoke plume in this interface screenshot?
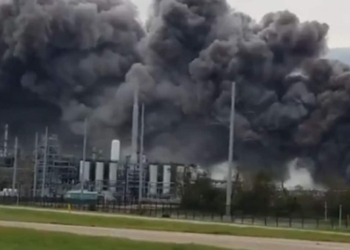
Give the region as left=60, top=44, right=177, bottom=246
left=0, top=0, right=349, bottom=179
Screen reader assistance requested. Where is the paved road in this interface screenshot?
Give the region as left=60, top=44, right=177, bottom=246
left=0, top=221, right=350, bottom=250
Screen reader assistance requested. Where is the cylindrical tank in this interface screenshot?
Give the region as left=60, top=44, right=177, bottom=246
left=110, top=140, right=121, bottom=161
left=149, top=164, right=158, bottom=195
left=84, top=161, right=91, bottom=182
left=163, top=165, right=171, bottom=195
left=79, top=161, right=84, bottom=182
left=109, top=163, right=117, bottom=192
left=80, top=160, right=91, bottom=182
left=109, top=139, right=120, bottom=193
left=95, top=162, right=104, bottom=192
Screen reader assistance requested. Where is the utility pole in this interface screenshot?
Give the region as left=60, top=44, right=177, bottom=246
left=80, top=119, right=88, bottom=195
left=139, top=104, right=145, bottom=202
left=41, top=127, right=49, bottom=197
left=226, top=82, right=236, bottom=217
left=33, top=133, right=39, bottom=197
left=12, top=137, right=18, bottom=191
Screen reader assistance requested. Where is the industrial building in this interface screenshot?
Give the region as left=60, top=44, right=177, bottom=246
left=34, top=133, right=79, bottom=197
left=78, top=139, right=207, bottom=201
left=0, top=87, right=208, bottom=201
left=0, top=125, right=208, bottom=201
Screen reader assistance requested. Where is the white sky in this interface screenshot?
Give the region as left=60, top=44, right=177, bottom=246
left=132, top=0, right=350, bottom=48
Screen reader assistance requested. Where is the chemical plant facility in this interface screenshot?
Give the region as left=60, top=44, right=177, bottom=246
left=0, top=125, right=207, bottom=201
left=78, top=139, right=206, bottom=202
left=0, top=87, right=208, bottom=201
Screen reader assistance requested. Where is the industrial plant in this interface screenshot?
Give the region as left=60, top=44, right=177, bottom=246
left=0, top=86, right=207, bottom=202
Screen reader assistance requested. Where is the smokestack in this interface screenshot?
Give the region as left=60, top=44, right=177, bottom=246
left=130, top=85, right=139, bottom=164
left=226, top=82, right=236, bottom=217
left=139, top=104, right=145, bottom=201
left=4, top=124, right=8, bottom=157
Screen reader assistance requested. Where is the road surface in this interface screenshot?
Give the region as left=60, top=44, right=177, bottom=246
left=0, top=221, right=349, bottom=250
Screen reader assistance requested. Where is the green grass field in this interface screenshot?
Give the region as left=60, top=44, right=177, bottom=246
left=0, top=207, right=350, bottom=243
left=0, top=227, right=225, bottom=250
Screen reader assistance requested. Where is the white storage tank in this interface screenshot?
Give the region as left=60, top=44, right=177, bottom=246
left=163, top=165, right=171, bottom=195
left=79, top=161, right=83, bottom=182
left=109, top=140, right=120, bottom=193
left=149, top=164, right=158, bottom=195
left=80, top=160, right=91, bottom=182
left=84, top=161, right=91, bottom=182
left=110, top=140, right=121, bottom=161
left=95, top=162, right=104, bottom=192
left=109, top=162, right=117, bottom=192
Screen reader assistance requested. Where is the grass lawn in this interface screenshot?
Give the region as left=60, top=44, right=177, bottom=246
left=0, top=207, right=350, bottom=243
left=0, top=227, right=225, bottom=250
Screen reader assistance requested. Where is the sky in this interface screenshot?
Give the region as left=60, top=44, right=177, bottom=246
left=132, top=0, right=350, bottom=49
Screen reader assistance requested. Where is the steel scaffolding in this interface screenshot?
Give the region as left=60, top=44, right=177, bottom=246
left=35, top=133, right=79, bottom=197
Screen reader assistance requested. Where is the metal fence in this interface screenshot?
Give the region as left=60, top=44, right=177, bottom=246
left=0, top=196, right=349, bottom=231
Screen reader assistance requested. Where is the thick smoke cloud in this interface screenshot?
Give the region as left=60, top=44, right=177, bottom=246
left=0, top=0, right=349, bottom=179
left=0, top=0, right=143, bottom=150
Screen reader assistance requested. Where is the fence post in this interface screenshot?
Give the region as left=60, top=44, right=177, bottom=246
left=289, top=216, right=292, bottom=228
left=302, top=215, right=304, bottom=228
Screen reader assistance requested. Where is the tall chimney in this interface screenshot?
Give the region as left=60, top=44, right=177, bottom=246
left=130, top=85, right=139, bottom=164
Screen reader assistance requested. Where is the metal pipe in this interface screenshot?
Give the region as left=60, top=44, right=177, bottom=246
left=80, top=119, right=88, bottom=195
left=12, top=137, right=18, bottom=191
left=33, top=133, right=39, bottom=197
left=226, top=82, right=236, bottom=217
left=139, top=104, right=145, bottom=202
left=41, top=127, right=49, bottom=197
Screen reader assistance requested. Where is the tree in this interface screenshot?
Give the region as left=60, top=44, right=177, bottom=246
left=181, top=178, right=225, bottom=213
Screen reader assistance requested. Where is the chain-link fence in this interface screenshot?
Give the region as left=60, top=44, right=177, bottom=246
left=0, top=195, right=349, bottom=231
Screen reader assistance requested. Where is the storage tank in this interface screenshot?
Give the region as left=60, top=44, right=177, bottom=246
left=163, top=165, right=171, bottom=195
left=109, top=162, right=117, bottom=192
left=110, top=140, right=121, bottom=161
left=95, top=162, right=104, bottom=192
left=80, top=161, right=91, bottom=182
left=149, top=164, right=158, bottom=195
left=109, top=140, right=120, bottom=193
left=79, top=161, right=84, bottom=182
left=84, top=161, right=91, bottom=182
